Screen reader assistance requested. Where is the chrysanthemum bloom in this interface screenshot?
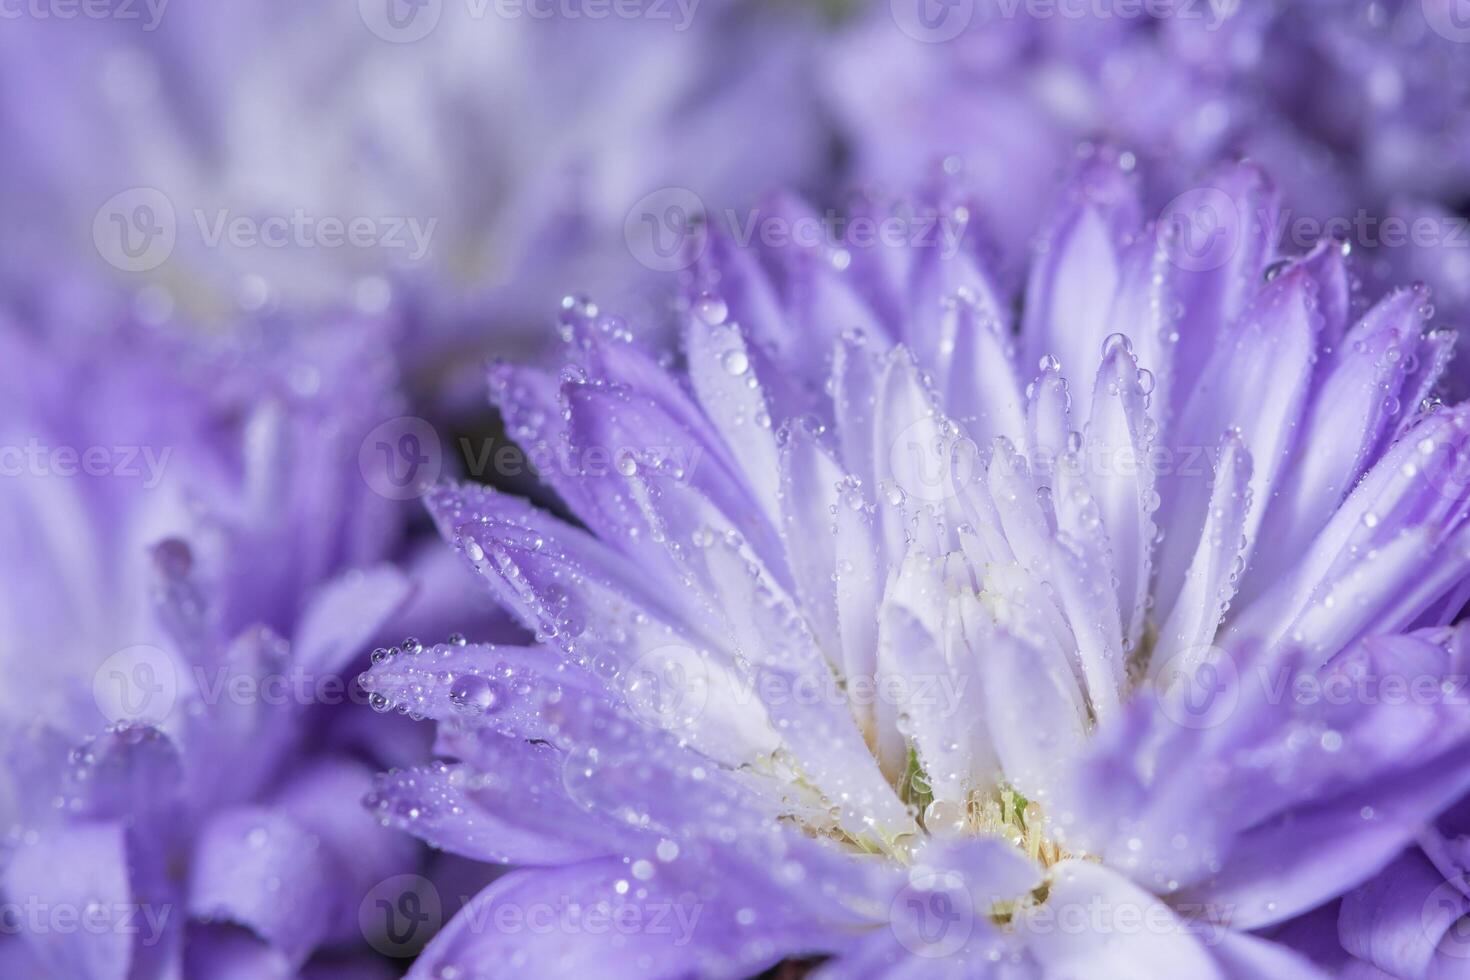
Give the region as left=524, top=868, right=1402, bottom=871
left=0, top=0, right=826, bottom=403
left=362, top=157, right=1470, bottom=977
left=0, top=311, right=462, bottom=978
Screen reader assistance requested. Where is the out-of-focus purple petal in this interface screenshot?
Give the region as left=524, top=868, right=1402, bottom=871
left=3, top=822, right=133, bottom=980
left=187, top=807, right=334, bottom=968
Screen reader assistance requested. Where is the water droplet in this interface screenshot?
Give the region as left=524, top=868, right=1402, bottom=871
left=448, top=675, right=500, bottom=715
left=693, top=293, right=728, bottom=326
left=721, top=349, right=750, bottom=376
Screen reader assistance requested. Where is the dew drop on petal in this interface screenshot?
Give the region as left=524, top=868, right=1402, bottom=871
left=448, top=675, right=499, bottom=715
left=721, top=349, right=750, bottom=376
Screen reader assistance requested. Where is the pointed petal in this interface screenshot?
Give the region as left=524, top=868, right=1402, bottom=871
left=1156, top=162, right=1281, bottom=417
left=1024, top=150, right=1141, bottom=388
left=1084, top=339, right=1159, bottom=650
left=1154, top=433, right=1253, bottom=664
left=981, top=628, right=1089, bottom=806
left=292, top=564, right=413, bottom=677
left=1157, top=264, right=1320, bottom=607
left=685, top=310, right=783, bottom=524
left=367, top=753, right=623, bottom=865
left=1243, top=287, right=1432, bottom=599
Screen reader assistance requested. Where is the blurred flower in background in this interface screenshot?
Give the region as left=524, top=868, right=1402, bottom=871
left=0, top=307, right=516, bottom=977
left=0, top=0, right=831, bottom=410
left=826, top=0, right=1470, bottom=324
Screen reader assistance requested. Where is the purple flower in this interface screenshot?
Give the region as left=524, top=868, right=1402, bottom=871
left=0, top=309, right=449, bottom=977
left=362, top=157, right=1470, bottom=977
left=0, top=0, right=829, bottom=411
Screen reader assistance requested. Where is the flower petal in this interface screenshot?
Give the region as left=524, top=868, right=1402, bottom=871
left=3, top=822, right=133, bottom=980
left=188, top=806, right=335, bottom=968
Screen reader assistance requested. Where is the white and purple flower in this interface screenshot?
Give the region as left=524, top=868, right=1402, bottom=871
left=361, top=156, right=1470, bottom=977
left=0, top=309, right=461, bottom=978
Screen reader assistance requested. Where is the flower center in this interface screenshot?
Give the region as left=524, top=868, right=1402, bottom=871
left=919, top=788, right=1070, bottom=867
